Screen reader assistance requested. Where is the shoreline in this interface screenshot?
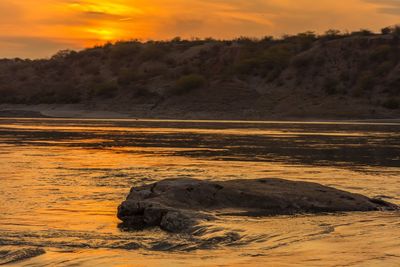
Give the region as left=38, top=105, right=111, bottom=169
left=1, top=104, right=399, bottom=124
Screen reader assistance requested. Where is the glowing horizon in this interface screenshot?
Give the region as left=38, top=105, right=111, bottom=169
left=1, top=0, right=400, bottom=58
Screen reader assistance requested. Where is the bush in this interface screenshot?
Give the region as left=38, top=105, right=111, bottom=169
left=140, top=45, right=164, bottom=61
left=323, top=77, right=339, bottom=95
left=293, top=31, right=317, bottom=50
left=350, top=29, right=374, bottom=37
left=380, top=25, right=400, bottom=37
left=93, top=81, right=119, bottom=98
left=282, top=32, right=316, bottom=51
left=381, top=27, right=392, bottom=35
left=234, top=44, right=294, bottom=76
left=130, top=85, right=157, bottom=98
left=392, top=26, right=400, bottom=37
left=117, top=67, right=137, bottom=85
left=353, top=72, right=375, bottom=97
left=51, top=50, right=77, bottom=60
left=82, top=62, right=100, bottom=75
left=173, top=74, right=206, bottom=95
left=55, top=86, right=81, bottom=103
left=110, top=42, right=140, bottom=60
left=322, top=29, right=342, bottom=40
left=29, top=89, right=57, bottom=104
left=234, top=58, right=260, bottom=74
left=260, top=45, right=293, bottom=70
left=0, top=88, right=18, bottom=103
left=339, top=71, right=351, bottom=83
left=292, top=53, right=313, bottom=69
left=369, top=45, right=392, bottom=62
left=375, top=61, right=394, bottom=76
left=233, top=37, right=258, bottom=45
left=382, top=99, right=399, bottom=109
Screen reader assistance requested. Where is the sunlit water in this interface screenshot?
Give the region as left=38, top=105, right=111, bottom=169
left=0, top=118, right=399, bottom=266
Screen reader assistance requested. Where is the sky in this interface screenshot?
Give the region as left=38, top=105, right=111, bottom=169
left=1, top=0, right=400, bottom=58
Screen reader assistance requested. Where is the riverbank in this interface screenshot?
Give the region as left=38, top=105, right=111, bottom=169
left=1, top=104, right=400, bottom=122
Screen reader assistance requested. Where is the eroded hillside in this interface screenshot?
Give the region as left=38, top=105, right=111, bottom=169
left=1, top=29, right=399, bottom=119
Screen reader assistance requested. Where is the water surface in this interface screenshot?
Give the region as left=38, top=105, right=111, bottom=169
left=0, top=118, right=399, bottom=266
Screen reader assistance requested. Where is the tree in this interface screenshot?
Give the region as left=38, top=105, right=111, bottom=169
left=51, top=50, right=76, bottom=60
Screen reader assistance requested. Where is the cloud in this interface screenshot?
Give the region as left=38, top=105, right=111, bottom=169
left=0, top=36, right=82, bottom=59
left=363, top=0, right=400, bottom=15
left=1, top=0, right=400, bottom=58
left=0, top=1, right=22, bottom=19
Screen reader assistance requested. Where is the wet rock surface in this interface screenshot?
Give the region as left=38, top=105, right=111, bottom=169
left=0, top=247, right=45, bottom=265
left=118, top=178, right=398, bottom=232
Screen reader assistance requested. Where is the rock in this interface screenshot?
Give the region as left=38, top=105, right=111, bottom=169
left=0, top=247, right=45, bottom=265
left=117, top=178, right=398, bottom=232
left=160, top=211, right=194, bottom=232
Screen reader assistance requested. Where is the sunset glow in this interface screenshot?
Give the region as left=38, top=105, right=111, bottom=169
left=1, top=0, right=400, bottom=58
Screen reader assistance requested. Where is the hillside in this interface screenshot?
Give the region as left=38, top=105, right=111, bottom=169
left=1, top=28, right=400, bottom=120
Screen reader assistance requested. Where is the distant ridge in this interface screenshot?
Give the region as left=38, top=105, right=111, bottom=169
left=0, top=27, right=399, bottom=119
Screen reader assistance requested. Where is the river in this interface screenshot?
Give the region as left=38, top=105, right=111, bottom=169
left=0, top=118, right=399, bottom=266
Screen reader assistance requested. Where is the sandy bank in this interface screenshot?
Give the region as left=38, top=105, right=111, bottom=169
left=1, top=104, right=400, bottom=122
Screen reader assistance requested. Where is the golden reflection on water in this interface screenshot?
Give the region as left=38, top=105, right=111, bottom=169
left=0, top=119, right=399, bottom=266
left=0, top=123, right=381, bottom=137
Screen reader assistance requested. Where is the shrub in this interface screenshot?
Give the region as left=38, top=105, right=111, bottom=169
left=294, top=31, right=317, bottom=50
left=292, top=53, right=313, bottom=69
left=130, top=85, right=157, bottom=98
left=260, top=45, right=293, bottom=70
left=350, top=29, right=374, bottom=37
left=353, top=72, right=375, bottom=96
left=392, top=26, right=400, bottom=37
left=234, top=58, right=260, bottom=75
left=380, top=25, right=400, bottom=37
left=140, top=45, right=164, bottom=61
left=117, top=67, right=137, bottom=85
left=233, top=37, right=258, bottom=45
left=93, top=81, right=119, bottom=98
left=29, top=89, right=57, bottom=104
left=369, top=45, right=392, bottom=62
left=55, top=85, right=81, bottom=103
left=171, top=36, right=182, bottom=43
left=110, top=42, right=140, bottom=60
left=82, top=62, right=100, bottom=75
left=173, top=74, right=206, bottom=95
left=0, top=88, right=18, bottom=103
left=374, top=61, right=394, bottom=76
left=382, top=99, right=399, bottom=109
left=323, top=77, right=339, bottom=95
left=322, top=29, right=342, bottom=40
left=381, top=27, right=392, bottom=35
left=51, top=50, right=77, bottom=60
left=339, top=71, right=351, bottom=82
left=281, top=32, right=316, bottom=51
left=233, top=45, right=293, bottom=76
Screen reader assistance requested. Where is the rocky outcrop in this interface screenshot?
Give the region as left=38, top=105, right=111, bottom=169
left=118, top=178, right=398, bottom=232
left=0, top=247, right=45, bottom=265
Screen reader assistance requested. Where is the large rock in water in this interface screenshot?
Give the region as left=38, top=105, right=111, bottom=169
left=118, top=178, right=398, bottom=232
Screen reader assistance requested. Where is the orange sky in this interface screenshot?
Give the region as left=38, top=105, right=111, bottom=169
left=1, top=0, right=400, bottom=58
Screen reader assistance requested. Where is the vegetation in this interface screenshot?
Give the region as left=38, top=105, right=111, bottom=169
left=323, top=77, right=339, bottom=95
left=172, top=74, right=206, bottom=95
left=382, top=99, right=399, bottom=110
left=92, top=81, right=119, bottom=99
left=353, top=72, right=376, bottom=97
left=0, top=26, right=399, bottom=117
